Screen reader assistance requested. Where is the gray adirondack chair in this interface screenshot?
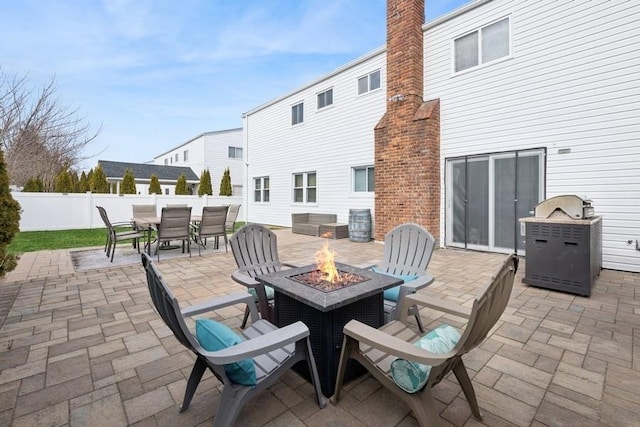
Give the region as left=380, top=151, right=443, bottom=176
left=141, top=253, right=327, bottom=427
left=193, top=205, right=229, bottom=255
left=229, top=223, right=297, bottom=328
left=333, top=254, right=518, bottom=427
left=369, top=223, right=436, bottom=332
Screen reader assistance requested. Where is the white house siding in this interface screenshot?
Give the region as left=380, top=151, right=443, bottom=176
left=202, top=130, right=244, bottom=196
left=424, top=0, right=640, bottom=271
left=243, top=51, right=386, bottom=227
left=152, top=128, right=243, bottom=196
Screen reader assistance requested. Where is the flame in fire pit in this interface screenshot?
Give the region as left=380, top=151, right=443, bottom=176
left=315, top=241, right=339, bottom=283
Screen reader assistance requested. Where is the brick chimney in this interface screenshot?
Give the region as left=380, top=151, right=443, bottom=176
left=374, top=0, right=440, bottom=241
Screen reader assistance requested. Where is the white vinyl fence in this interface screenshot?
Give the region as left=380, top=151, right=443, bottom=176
left=12, top=192, right=244, bottom=231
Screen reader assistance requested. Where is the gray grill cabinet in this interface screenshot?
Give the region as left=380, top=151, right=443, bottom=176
left=519, top=216, right=602, bottom=297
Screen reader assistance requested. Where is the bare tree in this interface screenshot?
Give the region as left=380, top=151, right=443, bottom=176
left=0, top=67, right=101, bottom=189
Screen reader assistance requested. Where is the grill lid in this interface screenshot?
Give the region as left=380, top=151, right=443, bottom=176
left=534, top=195, right=593, bottom=219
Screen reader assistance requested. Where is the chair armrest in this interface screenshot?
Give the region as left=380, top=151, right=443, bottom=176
left=402, top=293, right=472, bottom=319
left=231, top=270, right=260, bottom=288
left=204, top=321, right=310, bottom=364
left=112, top=221, right=135, bottom=228
left=343, top=320, right=454, bottom=367
left=399, top=273, right=435, bottom=292
left=181, top=292, right=257, bottom=318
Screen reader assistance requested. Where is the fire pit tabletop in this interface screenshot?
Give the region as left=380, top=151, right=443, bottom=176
left=256, top=262, right=402, bottom=312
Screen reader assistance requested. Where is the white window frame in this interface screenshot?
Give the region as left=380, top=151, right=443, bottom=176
left=291, top=102, right=304, bottom=125
left=228, top=146, right=243, bottom=159
left=164, top=158, right=168, bottom=165
left=317, top=88, right=333, bottom=110
left=292, top=171, right=317, bottom=204
left=183, top=150, right=188, bottom=161
left=254, top=177, right=269, bottom=203
left=352, top=165, right=375, bottom=193
left=452, top=16, right=511, bottom=75
left=357, top=69, right=381, bottom=95
left=175, top=153, right=179, bottom=162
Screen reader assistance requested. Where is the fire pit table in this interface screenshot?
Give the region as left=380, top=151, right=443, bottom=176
left=256, top=262, right=402, bottom=397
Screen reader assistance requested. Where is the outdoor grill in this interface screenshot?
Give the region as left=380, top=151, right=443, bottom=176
left=520, top=195, right=602, bottom=296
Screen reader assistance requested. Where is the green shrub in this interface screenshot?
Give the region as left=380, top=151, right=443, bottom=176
left=0, top=149, right=21, bottom=277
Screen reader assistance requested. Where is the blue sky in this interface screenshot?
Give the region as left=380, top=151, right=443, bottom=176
left=1, top=0, right=471, bottom=169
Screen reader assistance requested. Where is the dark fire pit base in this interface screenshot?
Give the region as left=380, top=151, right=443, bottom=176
left=275, top=291, right=384, bottom=397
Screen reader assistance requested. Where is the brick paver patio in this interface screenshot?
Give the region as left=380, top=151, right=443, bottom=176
left=0, top=229, right=638, bottom=426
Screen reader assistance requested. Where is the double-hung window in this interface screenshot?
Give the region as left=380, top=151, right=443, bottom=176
left=228, top=146, right=243, bottom=159
left=317, top=88, right=333, bottom=109
left=254, top=177, right=269, bottom=203
left=454, top=17, right=510, bottom=73
left=293, top=172, right=316, bottom=203
left=357, top=70, right=381, bottom=95
left=353, top=166, right=375, bottom=192
left=291, top=102, right=304, bottom=125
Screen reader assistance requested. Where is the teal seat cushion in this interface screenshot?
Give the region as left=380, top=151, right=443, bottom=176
left=371, top=267, right=418, bottom=302
left=195, top=319, right=256, bottom=386
left=248, top=285, right=275, bottom=301
left=390, top=324, right=460, bottom=393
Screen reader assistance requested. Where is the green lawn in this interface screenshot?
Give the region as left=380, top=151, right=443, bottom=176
left=8, top=228, right=110, bottom=254
left=8, top=222, right=246, bottom=254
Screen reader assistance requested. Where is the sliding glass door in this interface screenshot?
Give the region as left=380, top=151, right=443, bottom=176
left=446, top=149, right=544, bottom=254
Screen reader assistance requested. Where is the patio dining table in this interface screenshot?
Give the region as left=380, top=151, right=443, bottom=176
left=132, top=215, right=202, bottom=254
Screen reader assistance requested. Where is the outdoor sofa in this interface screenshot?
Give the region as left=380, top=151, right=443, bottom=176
left=291, top=213, right=338, bottom=237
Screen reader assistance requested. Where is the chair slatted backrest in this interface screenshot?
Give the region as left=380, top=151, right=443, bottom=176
left=199, top=206, right=228, bottom=237
left=158, top=206, right=192, bottom=240
left=380, top=223, right=435, bottom=276
left=426, top=254, right=518, bottom=387
left=230, top=224, right=282, bottom=278
left=141, top=253, right=195, bottom=351
left=458, top=254, right=518, bottom=353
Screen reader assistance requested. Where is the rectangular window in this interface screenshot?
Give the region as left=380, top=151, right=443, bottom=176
left=353, top=166, right=375, bottom=192
left=228, top=146, right=243, bottom=159
left=164, top=158, right=168, bottom=165
left=175, top=153, right=179, bottom=162
left=454, top=17, right=510, bottom=73
left=293, top=172, right=316, bottom=203
left=254, top=177, right=269, bottom=202
left=183, top=150, right=188, bottom=161
left=357, top=70, right=381, bottom=95
left=317, top=88, right=333, bottom=109
left=291, top=102, right=304, bottom=125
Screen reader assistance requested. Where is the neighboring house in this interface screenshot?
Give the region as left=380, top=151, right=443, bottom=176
left=242, top=0, right=640, bottom=273
left=98, top=160, right=199, bottom=195
left=151, top=128, right=244, bottom=196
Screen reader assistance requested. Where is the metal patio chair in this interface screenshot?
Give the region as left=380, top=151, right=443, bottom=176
left=141, top=253, right=327, bottom=427
left=153, top=206, right=192, bottom=261
left=96, top=206, right=145, bottom=262
left=192, top=205, right=229, bottom=255
left=333, top=254, right=519, bottom=427
left=225, top=204, right=241, bottom=234
left=367, top=223, right=436, bottom=332
left=229, top=223, right=297, bottom=328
